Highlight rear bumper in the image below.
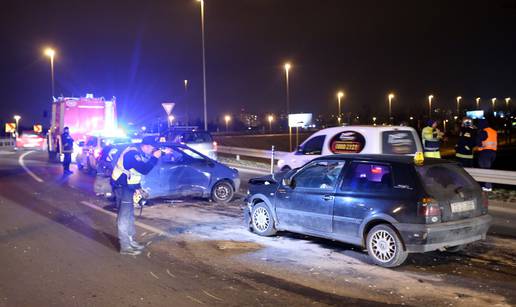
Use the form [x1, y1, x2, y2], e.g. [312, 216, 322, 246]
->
[397, 214, 492, 253]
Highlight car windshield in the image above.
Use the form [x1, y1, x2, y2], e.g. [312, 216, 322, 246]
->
[176, 147, 205, 160]
[416, 163, 478, 200]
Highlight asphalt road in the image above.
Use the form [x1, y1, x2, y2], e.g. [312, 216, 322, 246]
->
[1, 150, 515, 306]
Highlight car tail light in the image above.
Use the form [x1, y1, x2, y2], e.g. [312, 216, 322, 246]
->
[481, 192, 489, 209]
[418, 197, 441, 216]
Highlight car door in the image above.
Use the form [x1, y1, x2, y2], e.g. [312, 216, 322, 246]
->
[275, 160, 345, 234]
[172, 146, 212, 197]
[333, 161, 396, 238]
[158, 147, 188, 197]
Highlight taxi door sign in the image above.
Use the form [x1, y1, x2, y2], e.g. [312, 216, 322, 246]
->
[330, 131, 366, 154]
[33, 124, 43, 133]
[5, 123, 16, 133]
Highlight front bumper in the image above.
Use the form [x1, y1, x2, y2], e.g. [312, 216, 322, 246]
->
[397, 214, 492, 253]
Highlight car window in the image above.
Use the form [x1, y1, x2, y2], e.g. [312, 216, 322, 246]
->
[300, 135, 325, 155]
[176, 147, 205, 160]
[293, 161, 345, 190]
[381, 130, 417, 154]
[161, 147, 186, 163]
[183, 132, 213, 143]
[416, 163, 478, 200]
[342, 162, 393, 191]
[86, 136, 98, 147]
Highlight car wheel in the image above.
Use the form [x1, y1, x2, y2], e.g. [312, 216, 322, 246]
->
[211, 181, 234, 203]
[444, 244, 466, 253]
[366, 224, 408, 268]
[251, 203, 276, 236]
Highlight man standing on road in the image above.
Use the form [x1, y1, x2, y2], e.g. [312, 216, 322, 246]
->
[60, 127, 74, 175]
[422, 120, 444, 158]
[455, 117, 477, 167]
[111, 136, 161, 255]
[476, 118, 498, 192]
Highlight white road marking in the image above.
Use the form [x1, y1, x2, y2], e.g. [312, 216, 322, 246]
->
[18, 151, 44, 183]
[80, 201, 173, 238]
[186, 295, 205, 305]
[166, 269, 176, 278]
[150, 271, 159, 280]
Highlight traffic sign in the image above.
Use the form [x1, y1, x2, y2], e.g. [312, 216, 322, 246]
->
[162, 102, 175, 116]
[34, 124, 43, 133]
[5, 123, 16, 133]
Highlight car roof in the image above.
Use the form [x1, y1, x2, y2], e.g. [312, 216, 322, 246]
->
[312, 154, 454, 165]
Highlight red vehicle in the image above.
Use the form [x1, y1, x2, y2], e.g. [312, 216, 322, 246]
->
[47, 93, 117, 162]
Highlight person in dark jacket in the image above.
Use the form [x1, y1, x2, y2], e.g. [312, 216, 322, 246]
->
[61, 127, 74, 175]
[476, 118, 498, 192]
[455, 117, 477, 167]
[111, 136, 161, 255]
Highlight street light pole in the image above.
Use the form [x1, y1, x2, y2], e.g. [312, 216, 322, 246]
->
[13, 115, 21, 138]
[224, 115, 231, 132]
[198, 0, 208, 131]
[506, 97, 511, 112]
[428, 95, 434, 119]
[284, 62, 292, 151]
[268, 115, 274, 132]
[476, 97, 480, 109]
[388, 93, 395, 123]
[44, 48, 55, 98]
[184, 79, 189, 125]
[456, 96, 462, 115]
[337, 91, 344, 125]
[492, 98, 497, 114]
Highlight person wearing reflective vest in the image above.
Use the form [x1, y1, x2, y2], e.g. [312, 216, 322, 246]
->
[476, 119, 497, 192]
[111, 136, 161, 255]
[60, 127, 74, 175]
[422, 120, 443, 158]
[455, 117, 477, 167]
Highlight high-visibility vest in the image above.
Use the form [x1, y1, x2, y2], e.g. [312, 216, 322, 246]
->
[479, 127, 497, 151]
[422, 126, 440, 152]
[111, 147, 143, 185]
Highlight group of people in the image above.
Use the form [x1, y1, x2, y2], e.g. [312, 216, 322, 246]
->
[421, 117, 498, 191]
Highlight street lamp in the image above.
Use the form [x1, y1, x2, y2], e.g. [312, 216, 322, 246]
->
[475, 97, 480, 109]
[428, 95, 434, 118]
[44, 47, 56, 98]
[506, 97, 511, 110]
[337, 91, 344, 125]
[456, 96, 462, 115]
[197, 0, 208, 131]
[491, 98, 497, 113]
[388, 93, 395, 122]
[372, 116, 377, 126]
[224, 115, 231, 132]
[168, 115, 175, 127]
[13, 115, 21, 137]
[267, 115, 274, 131]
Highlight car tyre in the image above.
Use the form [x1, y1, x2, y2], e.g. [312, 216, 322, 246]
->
[251, 202, 276, 236]
[366, 224, 408, 268]
[444, 244, 466, 253]
[211, 180, 234, 203]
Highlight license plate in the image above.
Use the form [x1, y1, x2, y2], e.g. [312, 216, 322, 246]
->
[451, 200, 475, 213]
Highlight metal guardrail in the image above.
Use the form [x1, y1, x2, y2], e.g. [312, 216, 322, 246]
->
[218, 145, 516, 186]
[218, 145, 288, 160]
[464, 168, 516, 186]
[0, 138, 15, 148]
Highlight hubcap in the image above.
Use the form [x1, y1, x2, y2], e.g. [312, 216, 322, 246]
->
[253, 207, 270, 232]
[369, 230, 396, 263]
[215, 184, 230, 200]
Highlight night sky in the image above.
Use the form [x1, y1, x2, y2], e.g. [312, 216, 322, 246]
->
[1, 0, 515, 127]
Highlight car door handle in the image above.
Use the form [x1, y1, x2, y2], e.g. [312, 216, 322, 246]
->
[323, 195, 334, 201]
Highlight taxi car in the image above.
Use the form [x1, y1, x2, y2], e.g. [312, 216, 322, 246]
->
[277, 126, 422, 171]
[245, 154, 491, 267]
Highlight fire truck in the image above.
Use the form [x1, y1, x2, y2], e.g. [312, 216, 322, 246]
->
[47, 93, 118, 162]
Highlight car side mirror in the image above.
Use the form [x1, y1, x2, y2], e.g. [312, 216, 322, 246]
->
[282, 177, 295, 188]
[296, 145, 303, 153]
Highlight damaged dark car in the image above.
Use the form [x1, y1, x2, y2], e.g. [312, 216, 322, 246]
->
[244, 154, 492, 267]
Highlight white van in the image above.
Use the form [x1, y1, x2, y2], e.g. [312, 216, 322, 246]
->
[277, 125, 423, 171]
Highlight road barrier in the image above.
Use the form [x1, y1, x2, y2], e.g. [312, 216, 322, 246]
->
[217, 146, 516, 186]
[0, 138, 15, 148]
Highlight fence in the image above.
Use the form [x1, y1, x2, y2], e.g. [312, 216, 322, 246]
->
[217, 146, 516, 186]
[0, 138, 15, 148]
